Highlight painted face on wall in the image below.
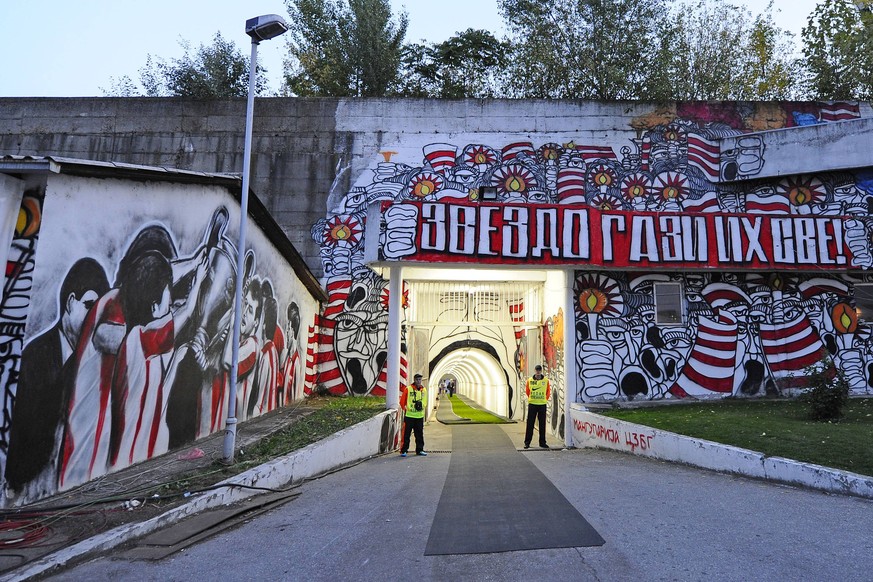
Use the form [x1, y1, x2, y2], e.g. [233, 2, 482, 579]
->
[286, 320, 298, 345]
[833, 181, 868, 214]
[802, 294, 839, 354]
[600, 318, 643, 364]
[333, 308, 389, 395]
[66, 289, 99, 340]
[241, 289, 259, 338]
[333, 277, 390, 395]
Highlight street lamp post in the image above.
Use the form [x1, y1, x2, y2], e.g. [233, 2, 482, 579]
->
[222, 14, 289, 464]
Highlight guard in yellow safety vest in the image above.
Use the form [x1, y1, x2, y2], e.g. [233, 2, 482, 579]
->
[524, 364, 551, 449]
[400, 373, 428, 457]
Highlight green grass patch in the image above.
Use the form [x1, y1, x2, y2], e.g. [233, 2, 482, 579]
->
[155, 396, 386, 499]
[244, 397, 386, 463]
[445, 396, 507, 423]
[600, 397, 873, 477]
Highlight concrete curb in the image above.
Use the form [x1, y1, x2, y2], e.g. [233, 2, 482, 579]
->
[569, 406, 873, 499]
[6, 410, 398, 582]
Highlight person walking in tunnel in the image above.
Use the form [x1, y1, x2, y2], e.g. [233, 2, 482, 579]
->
[524, 364, 551, 449]
[400, 373, 428, 457]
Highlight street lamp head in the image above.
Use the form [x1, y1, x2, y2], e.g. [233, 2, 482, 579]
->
[245, 14, 289, 43]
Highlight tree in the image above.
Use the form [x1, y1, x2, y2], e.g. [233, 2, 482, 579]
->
[645, 0, 799, 101]
[497, 0, 800, 101]
[497, 0, 670, 99]
[802, 0, 873, 99]
[396, 43, 440, 97]
[283, 0, 408, 96]
[102, 33, 268, 97]
[397, 29, 511, 98]
[738, 8, 801, 100]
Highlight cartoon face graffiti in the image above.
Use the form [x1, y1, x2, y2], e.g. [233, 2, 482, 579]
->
[333, 278, 389, 395]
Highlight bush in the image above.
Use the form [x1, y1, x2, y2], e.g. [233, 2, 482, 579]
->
[799, 356, 849, 421]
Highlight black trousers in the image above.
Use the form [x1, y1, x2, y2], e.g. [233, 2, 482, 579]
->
[524, 403, 547, 447]
[402, 416, 424, 453]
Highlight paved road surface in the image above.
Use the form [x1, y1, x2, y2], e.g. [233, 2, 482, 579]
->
[47, 421, 873, 581]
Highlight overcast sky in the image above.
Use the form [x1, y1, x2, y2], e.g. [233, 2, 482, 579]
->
[0, 0, 821, 97]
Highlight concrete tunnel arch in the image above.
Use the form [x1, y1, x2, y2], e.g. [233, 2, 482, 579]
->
[428, 339, 512, 418]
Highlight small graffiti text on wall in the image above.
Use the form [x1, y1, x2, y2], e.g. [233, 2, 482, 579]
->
[574, 418, 654, 452]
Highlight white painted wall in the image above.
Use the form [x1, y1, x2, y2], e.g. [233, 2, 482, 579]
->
[569, 406, 873, 499]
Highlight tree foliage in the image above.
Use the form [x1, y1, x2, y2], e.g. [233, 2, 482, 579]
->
[646, 0, 799, 101]
[103, 33, 267, 98]
[741, 8, 800, 100]
[101, 0, 873, 102]
[283, 0, 408, 96]
[802, 0, 873, 99]
[498, 0, 670, 99]
[397, 29, 510, 98]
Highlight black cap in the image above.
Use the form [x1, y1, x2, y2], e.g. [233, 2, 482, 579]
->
[535, 365, 542, 371]
[414, 373, 423, 379]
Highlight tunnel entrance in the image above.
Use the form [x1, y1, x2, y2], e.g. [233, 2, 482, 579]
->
[403, 269, 545, 421]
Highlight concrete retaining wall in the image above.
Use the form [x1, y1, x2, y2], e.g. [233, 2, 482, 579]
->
[4, 98, 836, 279]
[569, 405, 873, 499]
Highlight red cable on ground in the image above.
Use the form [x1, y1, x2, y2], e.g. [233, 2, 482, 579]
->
[0, 520, 51, 548]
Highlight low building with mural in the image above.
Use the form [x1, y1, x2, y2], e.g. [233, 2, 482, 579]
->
[2, 98, 873, 454]
[0, 156, 323, 505]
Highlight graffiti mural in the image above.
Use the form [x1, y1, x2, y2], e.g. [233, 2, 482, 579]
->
[313, 100, 872, 407]
[573, 271, 873, 401]
[542, 308, 565, 438]
[1, 181, 315, 505]
[0, 194, 43, 494]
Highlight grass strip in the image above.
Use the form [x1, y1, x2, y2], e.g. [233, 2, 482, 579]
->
[600, 397, 873, 477]
[445, 396, 507, 423]
[244, 397, 387, 462]
[157, 396, 386, 497]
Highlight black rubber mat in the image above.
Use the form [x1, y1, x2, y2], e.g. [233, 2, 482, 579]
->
[425, 425, 604, 555]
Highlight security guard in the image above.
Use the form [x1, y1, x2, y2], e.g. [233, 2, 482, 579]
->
[400, 373, 428, 457]
[524, 364, 551, 449]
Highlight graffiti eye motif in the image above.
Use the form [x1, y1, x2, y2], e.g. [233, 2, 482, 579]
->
[335, 314, 363, 331]
[783, 305, 802, 319]
[0, 339, 20, 359]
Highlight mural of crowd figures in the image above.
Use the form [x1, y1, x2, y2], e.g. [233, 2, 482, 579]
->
[574, 271, 873, 401]
[311, 101, 873, 402]
[2, 204, 308, 503]
[0, 194, 42, 483]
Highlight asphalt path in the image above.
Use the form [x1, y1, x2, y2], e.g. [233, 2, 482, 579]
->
[47, 421, 873, 582]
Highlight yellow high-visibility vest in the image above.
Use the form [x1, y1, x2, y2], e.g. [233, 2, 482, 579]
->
[405, 386, 427, 419]
[528, 378, 548, 405]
